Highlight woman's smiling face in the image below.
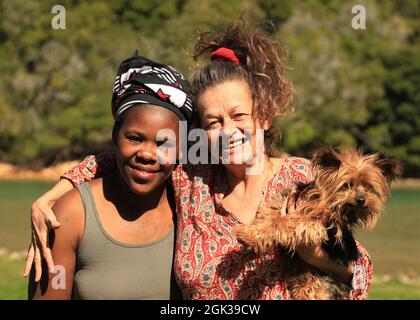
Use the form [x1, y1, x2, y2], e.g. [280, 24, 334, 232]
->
[115, 104, 180, 195]
[197, 80, 271, 167]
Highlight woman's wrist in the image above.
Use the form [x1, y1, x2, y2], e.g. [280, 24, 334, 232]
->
[47, 179, 74, 202]
[313, 256, 353, 285]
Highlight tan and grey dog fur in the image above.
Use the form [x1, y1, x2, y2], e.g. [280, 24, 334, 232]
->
[235, 148, 401, 299]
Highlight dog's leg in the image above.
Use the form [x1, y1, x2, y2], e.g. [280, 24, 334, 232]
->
[294, 217, 328, 248]
[235, 211, 328, 255]
[274, 215, 328, 252]
[235, 209, 285, 255]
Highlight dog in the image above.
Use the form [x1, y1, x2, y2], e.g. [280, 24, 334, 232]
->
[235, 148, 401, 299]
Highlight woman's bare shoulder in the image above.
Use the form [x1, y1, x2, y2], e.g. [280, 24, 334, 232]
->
[51, 184, 86, 239]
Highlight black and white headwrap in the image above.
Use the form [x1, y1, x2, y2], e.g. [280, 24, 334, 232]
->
[112, 51, 193, 127]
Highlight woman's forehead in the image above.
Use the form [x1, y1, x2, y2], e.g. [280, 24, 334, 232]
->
[198, 81, 252, 114]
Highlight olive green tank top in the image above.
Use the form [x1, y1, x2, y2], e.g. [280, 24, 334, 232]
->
[72, 182, 178, 300]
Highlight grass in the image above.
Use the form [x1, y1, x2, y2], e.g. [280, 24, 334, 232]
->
[0, 180, 419, 300]
[1, 255, 419, 300]
[0, 256, 28, 300]
[369, 278, 420, 300]
[356, 188, 420, 277]
[0, 180, 54, 251]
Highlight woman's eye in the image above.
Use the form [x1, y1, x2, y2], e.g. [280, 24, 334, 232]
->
[233, 113, 249, 119]
[127, 135, 143, 143]
[157, 139, 175, 148]
[207, 121, 220, 129]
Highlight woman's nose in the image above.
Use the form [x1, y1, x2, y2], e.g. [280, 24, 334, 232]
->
[136, 145, 157, 163]
[221, 118, 242, 139]
[222, 117, 236, 131]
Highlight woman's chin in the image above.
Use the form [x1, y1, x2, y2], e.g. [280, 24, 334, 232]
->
[220, 152, 255, 167]
[122, 175, 159, 195]
[218, 141, 259, 166]
[128, 183, 156, 196]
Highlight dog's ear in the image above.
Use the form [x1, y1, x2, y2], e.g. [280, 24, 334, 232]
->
[374, 156, 402, 183]
[312, 147, 341, 169]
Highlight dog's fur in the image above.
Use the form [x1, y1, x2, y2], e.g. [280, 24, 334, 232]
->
[235, 148, 401, 299]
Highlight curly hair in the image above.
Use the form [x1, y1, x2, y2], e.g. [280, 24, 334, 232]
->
[190, 20, 294, 124]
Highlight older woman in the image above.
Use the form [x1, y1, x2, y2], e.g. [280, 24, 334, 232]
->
[26, 22, 372, 300]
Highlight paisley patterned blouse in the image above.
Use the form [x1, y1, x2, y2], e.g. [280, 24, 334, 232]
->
[62, 153, 373, 300]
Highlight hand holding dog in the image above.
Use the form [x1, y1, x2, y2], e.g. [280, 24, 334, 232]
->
[296, 243, 353, 285]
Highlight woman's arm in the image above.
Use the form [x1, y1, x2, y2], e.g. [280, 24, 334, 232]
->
[28, 188, 84, 299]
[24, 179, 73, 280]
[296, 241, 373, 299]
[61, 152, 118, 186]
[296, 245, 353, 284]
[24, 152, 117, 280]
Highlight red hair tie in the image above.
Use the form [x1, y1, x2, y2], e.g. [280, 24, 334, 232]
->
[210, 47, 240, 64]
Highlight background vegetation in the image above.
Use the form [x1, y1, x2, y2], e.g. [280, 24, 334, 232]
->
[0, 0, 419, 300]
[0, 0, 418, 175]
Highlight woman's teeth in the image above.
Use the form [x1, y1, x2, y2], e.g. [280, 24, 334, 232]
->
[229, 140, 243, 148]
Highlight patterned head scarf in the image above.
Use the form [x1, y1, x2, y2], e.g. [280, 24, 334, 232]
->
[112, 50, 193, 127]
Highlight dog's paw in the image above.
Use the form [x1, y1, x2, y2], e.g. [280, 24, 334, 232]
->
[235, 225, 272, 255]
[234, 225, 256, 247]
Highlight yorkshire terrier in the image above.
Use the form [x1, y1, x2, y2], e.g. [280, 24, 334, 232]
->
[235, 148, 401, 299]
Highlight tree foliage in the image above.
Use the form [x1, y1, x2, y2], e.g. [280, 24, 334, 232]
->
[0, 0, 418, 176]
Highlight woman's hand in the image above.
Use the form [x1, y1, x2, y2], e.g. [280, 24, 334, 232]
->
[296, 243, 353, 285]
[23, 179, 74, 281]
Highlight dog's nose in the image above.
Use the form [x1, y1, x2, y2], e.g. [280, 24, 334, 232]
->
[356, 193, 365, 205]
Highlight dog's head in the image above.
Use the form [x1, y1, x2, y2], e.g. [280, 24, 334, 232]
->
[312, 147, 402, 229]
